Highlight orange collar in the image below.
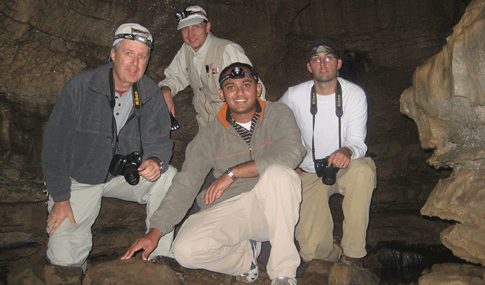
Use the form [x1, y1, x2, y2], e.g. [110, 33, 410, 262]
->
[217, 97, 266, 128]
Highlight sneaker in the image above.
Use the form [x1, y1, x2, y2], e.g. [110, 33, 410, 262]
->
[333, 239, 343, 262]
[235, 239, 259, 283]
[271, 277, 297, 285]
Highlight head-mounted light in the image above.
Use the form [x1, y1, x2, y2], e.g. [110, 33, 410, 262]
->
[219, 66, 259, 87]
[175, 9, 196, 21]
[114, 33, 154, 50]
[308, 45, 336, 58]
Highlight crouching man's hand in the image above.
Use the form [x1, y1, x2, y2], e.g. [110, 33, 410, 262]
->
[138, 158, 161, 182]
[121, 228, 163, 261]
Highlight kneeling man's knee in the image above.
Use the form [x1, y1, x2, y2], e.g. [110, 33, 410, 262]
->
[172, 236, 194, 268]
[262, 164, 299, 182]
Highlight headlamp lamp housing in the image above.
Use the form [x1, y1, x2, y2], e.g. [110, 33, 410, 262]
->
[308, 45, 336, 58]
[175, 9, 196, 21]
[114, 33, 154, 50]
[219, 66, 259, 87]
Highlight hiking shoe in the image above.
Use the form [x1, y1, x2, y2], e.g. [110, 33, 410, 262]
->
[271, 277, 297, 285]
[235, 239, 259, 283]
[340, 255, 364, 267]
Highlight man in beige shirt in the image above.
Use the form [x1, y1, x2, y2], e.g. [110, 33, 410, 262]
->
[159, 5, 266, 128]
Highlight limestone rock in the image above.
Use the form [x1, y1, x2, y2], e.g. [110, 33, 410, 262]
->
[419, 272, 485, 285]
[328, 263, 380, 285]
[44, 265, 83, 285]
[7, 253, 46, 285]
[82, 258, 181, 285]
[400, 0, 485, 265]
[419, 263, 485, 285]
[304, 259, 334, 275]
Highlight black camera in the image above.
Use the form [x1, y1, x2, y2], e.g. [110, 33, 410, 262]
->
[170, 114, 180, 131]
[314, 156, 339, 185]
[109, 151, 142, 185]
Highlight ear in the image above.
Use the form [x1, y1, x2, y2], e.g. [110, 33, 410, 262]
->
[306, 62, 313, 74]
[256, 83, 262, 98]
[337, 59, 342, 70]
[205, 22, 211, 33]
[110, 48, 116, 62]
[218, 88, 225, 102]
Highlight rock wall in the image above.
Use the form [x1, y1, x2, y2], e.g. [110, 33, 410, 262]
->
[400, 0, 485, 266]
[0, 0, 475, 280]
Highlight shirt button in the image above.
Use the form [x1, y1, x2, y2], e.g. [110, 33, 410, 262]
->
[116, 113, 119, 116]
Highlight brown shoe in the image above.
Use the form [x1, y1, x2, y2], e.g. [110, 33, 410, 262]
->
[340, 255, 364, 267]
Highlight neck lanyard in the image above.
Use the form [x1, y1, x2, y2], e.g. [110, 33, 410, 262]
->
[108, 68, 143, 157]
[311, 80, 343, 162]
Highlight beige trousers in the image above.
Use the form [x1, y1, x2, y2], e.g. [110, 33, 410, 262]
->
[172, 164, 301, 280]
[46, 165, 177, 269]
[296, 157, 376, 262]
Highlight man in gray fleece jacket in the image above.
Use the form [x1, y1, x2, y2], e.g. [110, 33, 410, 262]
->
[123, 63, 306, 285]
[42, 23, 176, 270]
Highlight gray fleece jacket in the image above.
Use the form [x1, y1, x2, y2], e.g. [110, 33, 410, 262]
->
[42, 63, 173, 202]
[150, 99, 306, 235]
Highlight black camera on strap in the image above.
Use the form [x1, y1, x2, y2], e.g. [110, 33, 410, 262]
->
[311, 82, 343, 186]
[109, 151, 142, 185]
[106, 68, 144, 185]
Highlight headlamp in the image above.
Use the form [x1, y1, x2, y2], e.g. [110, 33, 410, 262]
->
[175, 9, 196, 21]
[308, 45, 335, 58]
[219, 66, 259, 87]
[114, 33, 154, 50]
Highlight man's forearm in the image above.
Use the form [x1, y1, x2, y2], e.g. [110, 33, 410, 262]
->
[228, 160, 259, 178]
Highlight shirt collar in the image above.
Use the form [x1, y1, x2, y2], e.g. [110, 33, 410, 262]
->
[217, 97, 266, 128]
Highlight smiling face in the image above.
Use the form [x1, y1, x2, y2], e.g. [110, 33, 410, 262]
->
[307, 46, 342, 85]
[180, 21, 211, 52]
[218, 68, 262, 123]
[110, 39, 150, 91]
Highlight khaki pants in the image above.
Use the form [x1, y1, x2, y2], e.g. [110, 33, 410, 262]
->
[172, 164, 301, 280]
[296, 157, 376, 262]
[46, 165, 177, 269]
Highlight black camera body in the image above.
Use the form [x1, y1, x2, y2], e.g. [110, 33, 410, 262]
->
[314, 156, 339, 185]
[109, 151, 142, 185]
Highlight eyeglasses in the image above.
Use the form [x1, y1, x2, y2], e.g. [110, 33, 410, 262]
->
[310, 55, 336, 64]
[114, 33, 153, 50]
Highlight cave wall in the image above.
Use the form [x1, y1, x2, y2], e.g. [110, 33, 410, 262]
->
[0, 0, 466, 172]
[400, 0, 485, 265]
[0, 0, 474, 273]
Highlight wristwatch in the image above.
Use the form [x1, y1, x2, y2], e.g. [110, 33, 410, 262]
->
[225, 167, 238, 181]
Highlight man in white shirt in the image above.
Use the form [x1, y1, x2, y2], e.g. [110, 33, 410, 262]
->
[280, 38, 377, 267]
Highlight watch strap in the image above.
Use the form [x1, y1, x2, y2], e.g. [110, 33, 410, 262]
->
[225, 168, 237, 181]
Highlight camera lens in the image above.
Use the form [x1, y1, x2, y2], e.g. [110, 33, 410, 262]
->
[321, 165, 338, 185]
[123, 168, 140, 185]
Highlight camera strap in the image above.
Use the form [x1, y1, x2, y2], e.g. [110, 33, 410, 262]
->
[311, 80, 343, 162]
[108, 68, 144, 157]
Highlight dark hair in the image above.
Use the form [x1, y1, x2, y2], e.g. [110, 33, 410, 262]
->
[219, 62, 259, 83]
